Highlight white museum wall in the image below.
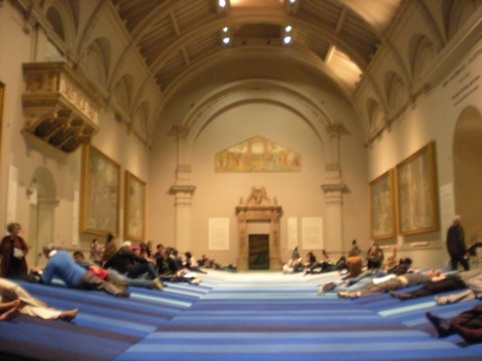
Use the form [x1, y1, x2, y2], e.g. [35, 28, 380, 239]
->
[0, 2, 150, 267]
[367, 40, 482, 269]
[148, 83, 369, 266]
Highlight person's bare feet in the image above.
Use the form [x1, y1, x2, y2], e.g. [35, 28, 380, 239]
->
[59, 308, 78, 321]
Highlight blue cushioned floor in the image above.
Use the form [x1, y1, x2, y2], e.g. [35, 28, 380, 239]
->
[1, 271, 482, 360]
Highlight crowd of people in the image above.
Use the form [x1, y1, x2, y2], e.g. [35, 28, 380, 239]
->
[1, 216, 481, 346]
[0, 223, 234, 324]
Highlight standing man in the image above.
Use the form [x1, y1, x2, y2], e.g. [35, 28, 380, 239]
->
[447, 215, 470, 271]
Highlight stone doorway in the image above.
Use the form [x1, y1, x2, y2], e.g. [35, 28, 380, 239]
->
[249, 234, 270, 269]
[236, 187, 282, 271]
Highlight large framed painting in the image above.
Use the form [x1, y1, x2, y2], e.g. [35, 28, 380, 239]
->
[370, 169, 396, 240]
[124, 171, 146, 241]
[396, 141, 439, 235]
[80, 144, 120, 235]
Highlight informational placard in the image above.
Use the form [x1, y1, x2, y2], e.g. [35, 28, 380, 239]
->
[287, 217, 298, 251]
[209, 218, 230, 250]
[302, 217, 323, 250]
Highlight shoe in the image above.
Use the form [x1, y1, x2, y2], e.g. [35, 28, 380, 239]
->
[59, 309, 78, 321]
[425, 312, 453, 337]
[116, 291, 130, 298]
[390, 291, 412, 300]
[453, 324, 482, 343]
[152, 278, 164, 291]
[318, 282, 335, 295]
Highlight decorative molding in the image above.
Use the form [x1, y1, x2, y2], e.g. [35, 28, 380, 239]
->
[321, 183, 348, 193]
[236, 187, 282, 271]
[22, 62, 100, 153]
[169, 185, 196, 195]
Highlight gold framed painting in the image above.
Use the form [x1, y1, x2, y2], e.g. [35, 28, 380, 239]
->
[370, 169, 397, 240]
[124, 171, 146, 241]
[80, 144, 121, 235]
[396, 141, 439, 235]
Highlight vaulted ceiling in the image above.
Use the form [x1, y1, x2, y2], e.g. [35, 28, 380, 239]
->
[113, 0, 402, 95]
[17, 0, 481, 144]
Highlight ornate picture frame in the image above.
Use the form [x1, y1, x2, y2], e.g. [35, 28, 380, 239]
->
[370, 169, 397, 240]
[80, 144, 120, 235]
[124, 171, 146, 241]
[396, 141, 439, 235]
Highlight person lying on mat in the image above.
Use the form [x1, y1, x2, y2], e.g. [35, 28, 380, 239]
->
[337, 269, 444, 298]
[73, 250, 164, 291]
[426, 304, 482, 343]
[0, 277, 77, 321]
[319, 257, 413, 295]
[390, 268, 482, 304]
[104, 241, 165, 290]
[31, 245, 130, 298]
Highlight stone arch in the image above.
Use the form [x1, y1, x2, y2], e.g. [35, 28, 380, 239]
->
[366, 97, 384, 135]
[445, 0, 480, 40]
[180, 79, 336, 165]
[133, 101, 150, 138]
[384, 71, 407, 115]
[28, 167, 57, 268]
[453, 106, 482, 242]
[408, 34, 436, 80]
[83, 37, 111, 87]
[113, 74, 135, 115]
[42, 0, 77, 47]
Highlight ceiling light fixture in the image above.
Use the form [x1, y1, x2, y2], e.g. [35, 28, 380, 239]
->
[284, 0, 299, 14]
[221, 27, 231, 46]
[282, 25, 294, 45]
[216, 0, 230, 13]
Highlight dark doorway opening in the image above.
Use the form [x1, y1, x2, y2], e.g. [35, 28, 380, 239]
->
[249, 234, 270, 270]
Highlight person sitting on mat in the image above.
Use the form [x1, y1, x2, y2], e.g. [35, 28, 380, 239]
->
[0, 277, 77, 321]
[104, 241, 165, 290]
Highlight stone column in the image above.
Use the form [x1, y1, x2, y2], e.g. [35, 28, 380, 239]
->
[236, 211, 248, 271]
[169, 125, 195, 252]
[321, 181, 346, 254]
[321, 123, 349, 254]
[169, 184, 195, 253]
[269, 211, 282, 270]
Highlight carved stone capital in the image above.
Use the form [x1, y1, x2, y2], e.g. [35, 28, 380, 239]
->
[321, 183, 348, 193]
[169, 185, 196, 195]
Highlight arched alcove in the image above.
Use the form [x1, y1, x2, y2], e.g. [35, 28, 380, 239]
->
[453, 106, 482, 243]
[27, 167, 58, 268]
